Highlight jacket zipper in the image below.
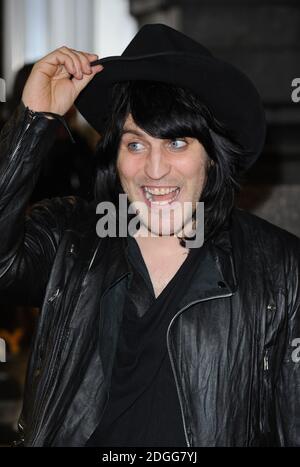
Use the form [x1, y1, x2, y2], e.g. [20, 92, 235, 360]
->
[261, 346, 271, 442]
[29, 287, 65, 442]
[48, 288, 60, 303]
[0, 107, 37, 282]
[30, 239, 104, 446]
[9, 108, 49, 445]
[12, 420, 25, 446]
[1, 108, 37, 261]
[264, 350, 269, 371]
[166, 291, 233, 447]
[10, 108, 37, 162]
[93, 272, 131, 436]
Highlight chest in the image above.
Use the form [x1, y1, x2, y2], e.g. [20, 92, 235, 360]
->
[144, 253, 189, 298]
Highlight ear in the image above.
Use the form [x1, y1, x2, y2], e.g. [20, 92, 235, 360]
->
[207, 158, 215, 171]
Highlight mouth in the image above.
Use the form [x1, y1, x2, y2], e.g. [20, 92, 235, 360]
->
[141, 185, 181, 207]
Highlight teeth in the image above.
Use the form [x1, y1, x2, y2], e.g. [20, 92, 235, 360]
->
[151, 200, 170, 205]
[142, 187, 180, 205]
[144, 186, 178, 195]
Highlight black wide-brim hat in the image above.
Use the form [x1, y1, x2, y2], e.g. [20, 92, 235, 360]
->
[75, 23, 266, 171]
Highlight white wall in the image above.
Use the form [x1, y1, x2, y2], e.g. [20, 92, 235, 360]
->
[3, 0, 137, 95]
[3, 0, 26, 95]
[94, 0, 137, 57]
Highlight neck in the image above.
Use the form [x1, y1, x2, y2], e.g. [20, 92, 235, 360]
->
[133, 225, 189, 257]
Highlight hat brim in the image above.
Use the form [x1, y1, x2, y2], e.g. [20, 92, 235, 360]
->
[75, 52, 266, 170]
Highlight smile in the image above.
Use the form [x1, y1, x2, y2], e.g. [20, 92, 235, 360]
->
[141, 186, 181, 206]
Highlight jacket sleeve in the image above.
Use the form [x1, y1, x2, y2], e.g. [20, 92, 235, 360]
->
[275, 236, 300, 446]
[0, 102, 87, 307]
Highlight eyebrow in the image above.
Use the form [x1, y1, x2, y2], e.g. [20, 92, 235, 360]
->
[121, 128, 146, 138]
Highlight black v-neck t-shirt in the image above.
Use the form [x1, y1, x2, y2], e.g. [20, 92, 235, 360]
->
[86, 237, 205, 447]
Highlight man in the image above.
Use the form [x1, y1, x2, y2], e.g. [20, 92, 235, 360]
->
[0, 24, 299, 447]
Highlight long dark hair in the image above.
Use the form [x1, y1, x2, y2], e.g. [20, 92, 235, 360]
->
[93, 80, 246, 243]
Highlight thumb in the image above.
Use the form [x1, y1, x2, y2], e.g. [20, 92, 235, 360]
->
[72, 64, 104, 96]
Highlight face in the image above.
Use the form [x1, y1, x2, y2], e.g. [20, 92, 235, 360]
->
[117, 113, 210, 237]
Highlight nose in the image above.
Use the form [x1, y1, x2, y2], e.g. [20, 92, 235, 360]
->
[144, 147, 171, 180]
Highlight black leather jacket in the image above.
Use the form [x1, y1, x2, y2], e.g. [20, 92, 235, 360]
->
[1, 103, 300, 447]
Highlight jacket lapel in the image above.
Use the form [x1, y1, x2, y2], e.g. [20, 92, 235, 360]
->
[174, 226, 238, 311]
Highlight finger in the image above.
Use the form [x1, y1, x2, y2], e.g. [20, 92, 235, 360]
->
[67, 49, 101, 79]
[79, 52, 99, 63]
[72, 51, 103, 78]
[37, 50, 77, 77]
[90, 64, 103, 74]
[72, 64, 104, 95]
[84, 52, 99, 58]
[41, 48, 99, 79]
[73, 50, 99, 60]
[58, 46, 86, 79]
[73, 51, 101, 71]
[72, 50, 94, 75]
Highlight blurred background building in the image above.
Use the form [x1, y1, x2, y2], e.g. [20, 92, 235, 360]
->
[0, 0, 299, 446]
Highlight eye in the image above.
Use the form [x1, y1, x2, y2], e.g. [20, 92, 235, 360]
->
[127, 141, 145, 153]
[168, 139, 188, 150]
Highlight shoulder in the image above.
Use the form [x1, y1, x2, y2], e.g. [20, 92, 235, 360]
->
[232, 207, 300, 246]
[27, 195, 97, 235]
[230, 207, 300, 268]
[227, 209, 300, 305]
[230, 208, 300, 276]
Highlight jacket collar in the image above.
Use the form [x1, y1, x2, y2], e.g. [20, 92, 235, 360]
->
[94, 216, 238, 305]
[175, 226, 238, 311]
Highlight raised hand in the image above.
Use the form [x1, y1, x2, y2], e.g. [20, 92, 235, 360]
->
[22, 46, 103, 116]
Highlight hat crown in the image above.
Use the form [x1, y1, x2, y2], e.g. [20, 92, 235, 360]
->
[122, 23, 212, 58]
[76, 23, 266, 170]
